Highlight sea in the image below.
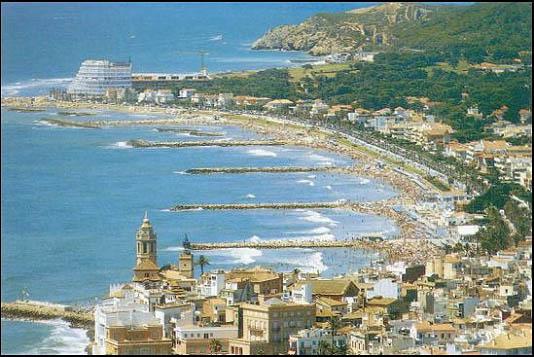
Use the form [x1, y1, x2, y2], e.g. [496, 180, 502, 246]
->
[0, 2, 397, 354]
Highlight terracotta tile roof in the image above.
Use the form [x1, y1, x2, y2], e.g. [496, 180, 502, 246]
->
[367, 297, 397, 307]
[316, 296, 348, 307]
[478, 329, 532, 350]
[415, 321, 456, 333]
[297, 279, 356, 296]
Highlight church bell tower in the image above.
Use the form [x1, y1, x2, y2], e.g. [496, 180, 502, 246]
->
[132, 211, 160, 282]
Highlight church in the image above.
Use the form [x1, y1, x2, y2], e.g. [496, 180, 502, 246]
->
[132, 212, 194, 282]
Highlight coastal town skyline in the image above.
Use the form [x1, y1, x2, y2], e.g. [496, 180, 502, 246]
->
[1, 2, 532, 355]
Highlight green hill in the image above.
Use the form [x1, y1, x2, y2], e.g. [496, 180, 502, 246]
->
[252, 2, 532, 62]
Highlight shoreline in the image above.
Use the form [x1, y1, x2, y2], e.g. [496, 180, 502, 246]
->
[1, 96, 444, 262]
[1, 300, 95, 354]
[1, 316, 93, 355]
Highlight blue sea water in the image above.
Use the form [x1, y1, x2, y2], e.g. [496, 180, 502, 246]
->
[0, 108, 398, 354]
[1, 2, 377, 96]
[0, 108, 397, 354]
[1, 2, 397, 354]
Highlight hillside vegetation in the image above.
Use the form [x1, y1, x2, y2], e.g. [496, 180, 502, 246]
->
[253, 2, 532, 63]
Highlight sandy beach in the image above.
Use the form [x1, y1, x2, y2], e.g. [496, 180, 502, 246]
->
[2, 96, 444, 263]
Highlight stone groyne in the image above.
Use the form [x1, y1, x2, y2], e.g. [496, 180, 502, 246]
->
[189, 238, 442, 265]
[185, 166, 344, 174]
[129, 139, 290, 148]
[1, 300, 94, 329]
[170, 200, 348, 211]
[41, 118, 102, 129]
[57, 111, 96, 117]
[190, 238, 385, 250]
[155, 128, 224, 137]
[39, 117, 197, 129]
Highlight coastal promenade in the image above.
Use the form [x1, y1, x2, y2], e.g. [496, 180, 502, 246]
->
[1, 300, 94, 329]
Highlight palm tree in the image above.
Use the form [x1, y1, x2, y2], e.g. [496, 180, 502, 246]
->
[208, 339, 222, 354]
[329, 316, 343, 354]
[318, 340, 332, 355]
[292, 268, 301, 281]
[334, 340, 348, 355]
[196, 255, 210, 275]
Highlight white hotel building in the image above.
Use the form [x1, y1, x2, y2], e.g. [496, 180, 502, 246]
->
[68, 59, 132, 98]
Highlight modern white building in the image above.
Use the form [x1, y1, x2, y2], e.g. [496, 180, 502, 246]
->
[179, 88, 196, 98]
[198, 271, 225, 297]
[154, 303, 191, 338]
[291, 283, 313, 304]
[173, 324, 238, 354]
[366, 279, 400, 300]
[93, 288, 158, 355]
[68, 59, 132, 98]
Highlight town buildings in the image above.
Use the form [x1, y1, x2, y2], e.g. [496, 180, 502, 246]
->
[228, 299, 316, 355]
[91, 200, 531, 355]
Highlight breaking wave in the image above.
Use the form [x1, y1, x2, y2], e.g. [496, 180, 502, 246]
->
[106, 141, 133, 149]
[247, 149, 277, 157]
[248, 235, 262, 243]
[296, 179, 315, 186]
[205, 248, 263, 265]
[164, 246, 185, 252]
[306, 226, 331, 235]
[299, 210, 338, 226]
[1, 77, 72, 97]
[359, 178, 370, 185]
[16, 319, 89, 355]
